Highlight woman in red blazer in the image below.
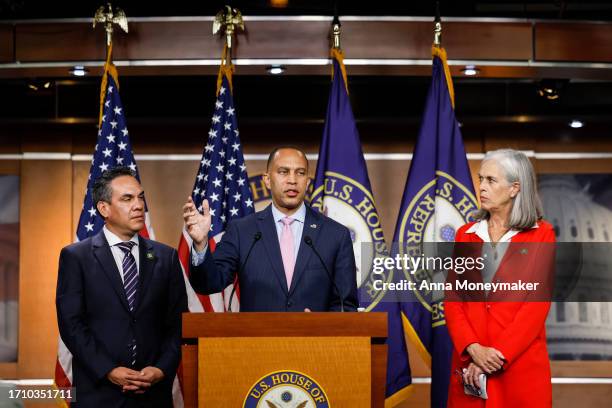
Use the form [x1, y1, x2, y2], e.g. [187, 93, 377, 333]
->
[446, 149, 555, 408]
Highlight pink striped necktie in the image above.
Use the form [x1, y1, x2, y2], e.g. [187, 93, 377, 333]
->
[279, 216, 295, 288]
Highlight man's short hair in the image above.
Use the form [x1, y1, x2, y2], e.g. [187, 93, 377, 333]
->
[266, 146, 309, 170]
[92, 167, 138, 207]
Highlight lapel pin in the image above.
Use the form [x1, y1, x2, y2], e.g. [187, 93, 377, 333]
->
[310, 224, 317, 229]
[146, 251, 155, 260]
[520, 248, 528, 255]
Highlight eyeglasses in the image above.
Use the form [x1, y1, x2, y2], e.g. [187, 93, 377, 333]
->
[455, 369, 482, 396]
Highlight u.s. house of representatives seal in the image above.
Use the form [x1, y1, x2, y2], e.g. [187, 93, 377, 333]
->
[308, 171, 390, 310]
[397, 170, 477, 325]
[243, 370, 330, 408]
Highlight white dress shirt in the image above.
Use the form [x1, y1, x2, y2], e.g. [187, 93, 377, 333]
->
[103, 225, 140, 283]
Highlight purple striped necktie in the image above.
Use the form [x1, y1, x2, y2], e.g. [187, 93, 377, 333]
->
[116, 241, 138, 366]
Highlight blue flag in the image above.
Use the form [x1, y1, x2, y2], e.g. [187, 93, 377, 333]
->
[309, 49, 412, 404]
[393, 46, 478, 407]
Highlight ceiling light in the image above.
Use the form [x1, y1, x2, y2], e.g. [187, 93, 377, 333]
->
[461, 65, 479, 76]
[269, 0, 289, 7]
[569, 120, 584, 129]
[538, 86, 559, 100]
[70, 66, 88, 77]
[266, 65, 286, 75]
[537, 79, 568, 101]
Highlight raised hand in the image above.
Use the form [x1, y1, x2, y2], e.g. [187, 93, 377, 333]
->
[183, 196, 211, 252]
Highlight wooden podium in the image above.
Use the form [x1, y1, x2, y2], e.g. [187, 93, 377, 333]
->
[182, 312, 388, 407]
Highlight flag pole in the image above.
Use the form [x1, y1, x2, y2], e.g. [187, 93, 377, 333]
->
[93, 2, 128, 126]
[433, 0, 442, 48]
[431, 0, 455, 107]
[332, 1, 341, 51]
[213, 5, 244, 95]
[330, 5, 348, 93]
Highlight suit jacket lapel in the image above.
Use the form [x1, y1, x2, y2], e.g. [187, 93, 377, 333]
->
[92, 231, 131, 313]
[289, 206, 322, 295]
[135, 236, 156, 312]
[257, 205, 289, 294]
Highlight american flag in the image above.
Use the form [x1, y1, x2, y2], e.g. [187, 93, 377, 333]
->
[177, 72, 254, 314]
[54, 64, 158, 406]
[75, 75, 152, 240]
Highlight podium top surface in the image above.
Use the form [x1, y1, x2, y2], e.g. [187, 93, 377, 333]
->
[182, 312, 388, 339]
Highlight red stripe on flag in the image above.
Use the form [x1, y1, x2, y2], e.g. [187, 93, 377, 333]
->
[54, 360, 71, 388]
[138, 227, 150, 239]
[54, 358, 71, 407]
[177, 234, 214, 312]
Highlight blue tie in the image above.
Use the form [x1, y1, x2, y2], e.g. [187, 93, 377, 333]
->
[117, 241, 138, 366]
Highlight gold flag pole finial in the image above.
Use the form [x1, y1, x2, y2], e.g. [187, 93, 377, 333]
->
[329, 13, 347, 93]
[332, 17, 341, 50]
[213, 5, 245, 62]
[93, 3, 128, 47]
[433, 0, 442, 47]
[433, 20, 442, 47]
[93, 3, 127, 127]
[431, 1, 455, 107]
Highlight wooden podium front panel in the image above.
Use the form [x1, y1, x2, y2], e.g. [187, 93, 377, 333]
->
[198, 337, 371, 407]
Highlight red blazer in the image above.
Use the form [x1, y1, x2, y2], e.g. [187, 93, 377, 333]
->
[446, 220, 555, 408]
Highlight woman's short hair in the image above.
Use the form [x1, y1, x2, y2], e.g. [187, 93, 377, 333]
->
[472, 149, 543, 230]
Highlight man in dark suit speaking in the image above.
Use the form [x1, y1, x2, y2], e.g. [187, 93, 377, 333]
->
[56, 167, 187, 407]
[183, 146, 358, 312]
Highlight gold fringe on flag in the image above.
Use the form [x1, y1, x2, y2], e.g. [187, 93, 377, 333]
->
[216, 44, 235, 96]
[432, 45, 455, 108]
[98, 43, 120, 128]
[330, 47, 349, 94]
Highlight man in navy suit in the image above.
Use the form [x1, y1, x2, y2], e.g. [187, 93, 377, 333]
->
[56, 167, 187, 407]
[183, 146, 358, 312]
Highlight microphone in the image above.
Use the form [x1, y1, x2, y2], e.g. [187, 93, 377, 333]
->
[303, 235, 345, 312]
[228, 231, 262, 312]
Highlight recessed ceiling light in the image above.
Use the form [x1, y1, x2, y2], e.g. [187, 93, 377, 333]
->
[269, 0, 288, 7]
[538, 87, 559, 100]
[70, 66, 88, 77]
[461, 65, 479, 76]
[266, 65, 286, 75]
[569, 119, 584, 129]
[537, 79, 568, 101]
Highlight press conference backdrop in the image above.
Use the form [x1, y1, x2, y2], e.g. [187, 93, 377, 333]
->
[540, 174, 612, 361]
[70, 163, 612, 365]
[2, 148, 612, 407]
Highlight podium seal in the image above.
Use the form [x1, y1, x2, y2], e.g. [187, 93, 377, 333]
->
[243, 370, 329, 408]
